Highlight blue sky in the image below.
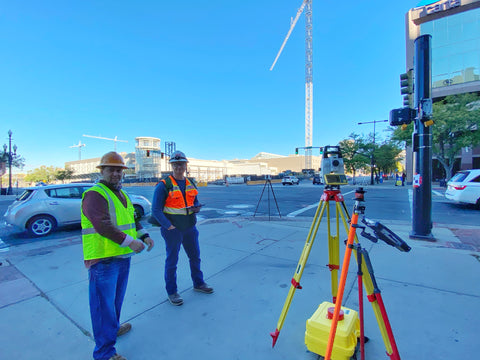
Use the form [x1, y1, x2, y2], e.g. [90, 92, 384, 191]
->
[0, 0, 421, 172]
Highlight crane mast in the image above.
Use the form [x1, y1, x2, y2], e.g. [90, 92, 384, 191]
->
[305, 0, 313, 170]
[270, 0, 313, 171]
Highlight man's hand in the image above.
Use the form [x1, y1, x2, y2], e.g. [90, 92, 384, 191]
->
[168, 225, 176, 230]
[144, 237, 154, 252]
[189, 206, 201, 214]
[129, 239, 145, 253]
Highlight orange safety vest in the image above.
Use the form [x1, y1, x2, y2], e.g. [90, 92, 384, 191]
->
[161, 175, 198, 216]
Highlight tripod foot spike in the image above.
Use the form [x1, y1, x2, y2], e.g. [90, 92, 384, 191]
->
[270, 329, 280, 347]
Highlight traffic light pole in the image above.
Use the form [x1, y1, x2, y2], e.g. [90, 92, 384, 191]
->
[411, 35, 434, 240]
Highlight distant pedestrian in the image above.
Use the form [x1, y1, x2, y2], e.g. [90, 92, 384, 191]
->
[82, 152, 154, 360]
[152, 150, 213, 306]
[402, 172, 406, 186]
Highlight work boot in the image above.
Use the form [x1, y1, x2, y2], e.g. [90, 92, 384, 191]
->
[108, 354, 127, 360]
[117, 322, 132, 337]
[194, 283, 214, 294]
[168, 293, 184, 306]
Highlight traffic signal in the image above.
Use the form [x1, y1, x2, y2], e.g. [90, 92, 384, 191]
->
[389, 107, 415, 126]
[146, 150, 150, 157]
[400, 69, 414, 109]
[295, 148, 298, 155]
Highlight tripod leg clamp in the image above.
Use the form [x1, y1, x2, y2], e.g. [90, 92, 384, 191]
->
[327, 264, 339, 271]
[367, 294, 377, 302]
[291, 278, 302, 289]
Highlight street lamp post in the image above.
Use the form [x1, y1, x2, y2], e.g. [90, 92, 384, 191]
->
[358, 120, 388, 185]
[3, 130, 17, 195]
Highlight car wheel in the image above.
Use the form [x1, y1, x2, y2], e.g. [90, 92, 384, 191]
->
[283, 183, 286, 186]
[134, 205, 144, 220]
[27, 215, 56, 237]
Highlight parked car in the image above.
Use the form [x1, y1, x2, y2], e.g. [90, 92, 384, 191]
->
[445, 169, 480, 209]
[312, 176, 323, 185]
[3, 183, 152, 236]
[282, 176, 300, 185]
[209, 179, 226, 185]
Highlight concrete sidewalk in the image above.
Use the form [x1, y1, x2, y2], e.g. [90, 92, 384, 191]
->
[1, 215, 479, 360]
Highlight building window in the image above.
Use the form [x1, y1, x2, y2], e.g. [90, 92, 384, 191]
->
[421, 8, 480, 88]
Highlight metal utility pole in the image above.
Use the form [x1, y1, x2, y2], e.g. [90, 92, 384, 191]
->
[69, 141, 86, 160]
[164, 141, 176, 169]
[83, 134, 128, 151]
[270, 0, 314, 170]
[357, 120, 388, 185]
[411, 35, 434, 240]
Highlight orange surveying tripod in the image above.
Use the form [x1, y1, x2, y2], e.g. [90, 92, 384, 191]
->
[270, 186, 411, 360]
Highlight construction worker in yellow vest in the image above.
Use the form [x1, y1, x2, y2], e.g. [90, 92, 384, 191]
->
[152, 150, 213, 306]
[81, 151, 154, 360]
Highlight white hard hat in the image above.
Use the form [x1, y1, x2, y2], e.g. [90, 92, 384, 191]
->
[169, 150, 188, 163]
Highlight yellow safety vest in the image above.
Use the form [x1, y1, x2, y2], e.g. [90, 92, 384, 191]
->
[81, 183, 136, 260]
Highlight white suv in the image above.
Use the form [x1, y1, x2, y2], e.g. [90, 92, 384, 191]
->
[282, 176, 300, 185]
[445, 169, 480, 209]
[4, 183, 152, 236]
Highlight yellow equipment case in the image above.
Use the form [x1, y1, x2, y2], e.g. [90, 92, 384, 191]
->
[305, 301, 360, 360]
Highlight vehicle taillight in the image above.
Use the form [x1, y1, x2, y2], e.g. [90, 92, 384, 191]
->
[454, 185, 467, 190]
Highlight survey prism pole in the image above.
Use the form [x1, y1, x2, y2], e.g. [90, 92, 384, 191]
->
[411, 34, 434, 240]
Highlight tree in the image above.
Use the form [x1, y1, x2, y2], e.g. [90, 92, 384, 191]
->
[0, 151, 25, 170]
[391, 93, 480, 179]
[55, 168, 74, 183]
[339, 133, 370, 181]
[24, 166, 62, 184]
[374, 142, 404, 174]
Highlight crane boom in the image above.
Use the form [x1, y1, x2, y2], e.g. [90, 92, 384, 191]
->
[69, 141, 86, 160]
[269, 0, 313, 171]
[269, 1, 307, 71]
[83, 134, 128, 151]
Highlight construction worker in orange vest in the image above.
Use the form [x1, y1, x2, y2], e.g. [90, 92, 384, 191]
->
[151, 150, 213, 306]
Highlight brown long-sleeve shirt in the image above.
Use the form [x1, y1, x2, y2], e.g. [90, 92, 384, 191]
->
[82, 182, 145, 268]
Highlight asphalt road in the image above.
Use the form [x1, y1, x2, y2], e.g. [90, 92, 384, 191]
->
[1, 180, 478, 248]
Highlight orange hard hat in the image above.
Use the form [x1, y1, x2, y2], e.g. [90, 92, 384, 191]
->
[96, 152, 128, 169]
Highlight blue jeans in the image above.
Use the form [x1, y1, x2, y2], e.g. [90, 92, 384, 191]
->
[161, 226, 204, 295]
[88, 257, 131, 360]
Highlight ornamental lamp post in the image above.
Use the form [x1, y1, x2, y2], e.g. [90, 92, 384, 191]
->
[3, 130, 17, 195]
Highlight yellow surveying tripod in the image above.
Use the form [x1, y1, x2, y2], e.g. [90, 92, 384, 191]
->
[270, 185, 406, 359]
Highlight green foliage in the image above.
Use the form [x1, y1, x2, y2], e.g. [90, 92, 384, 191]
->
[431, 93, 480, 178]
[0, 151, 25, 170]
[25, 166, 63, 183]
[374, 142, 404, 174]
[339, 133, 371, 178]
[55, 168, 74, 182]
[390, 123, 413, 146]
[389, 93, 480, 179]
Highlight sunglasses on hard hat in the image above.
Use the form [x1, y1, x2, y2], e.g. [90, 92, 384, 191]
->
[172, 155, 186, 160]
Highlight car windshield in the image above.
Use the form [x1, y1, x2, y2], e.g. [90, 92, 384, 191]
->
[17, 190, 34, 201]
[450, 171, 469, 183]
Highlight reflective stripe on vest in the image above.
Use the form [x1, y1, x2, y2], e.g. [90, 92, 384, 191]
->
[81, 183, 136, 260]
[162, 176, 198, 216]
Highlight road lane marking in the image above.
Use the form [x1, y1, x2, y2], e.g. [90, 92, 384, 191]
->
[286, 190, 355, 217]
[287, 203, 319, 217]
[0, 238, 9, 253]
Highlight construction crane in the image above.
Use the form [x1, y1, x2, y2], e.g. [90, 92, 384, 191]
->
[69, 141, 86, 160]
[83, 134, 128, 152]
[270, 0, 313, 170]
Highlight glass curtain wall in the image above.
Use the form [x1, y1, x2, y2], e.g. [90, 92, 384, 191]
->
[421, 8, 480, 88]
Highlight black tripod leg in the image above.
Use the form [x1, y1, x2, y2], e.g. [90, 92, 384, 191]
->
[254, 180, 269, 217]
[268, 180, 281, 217]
